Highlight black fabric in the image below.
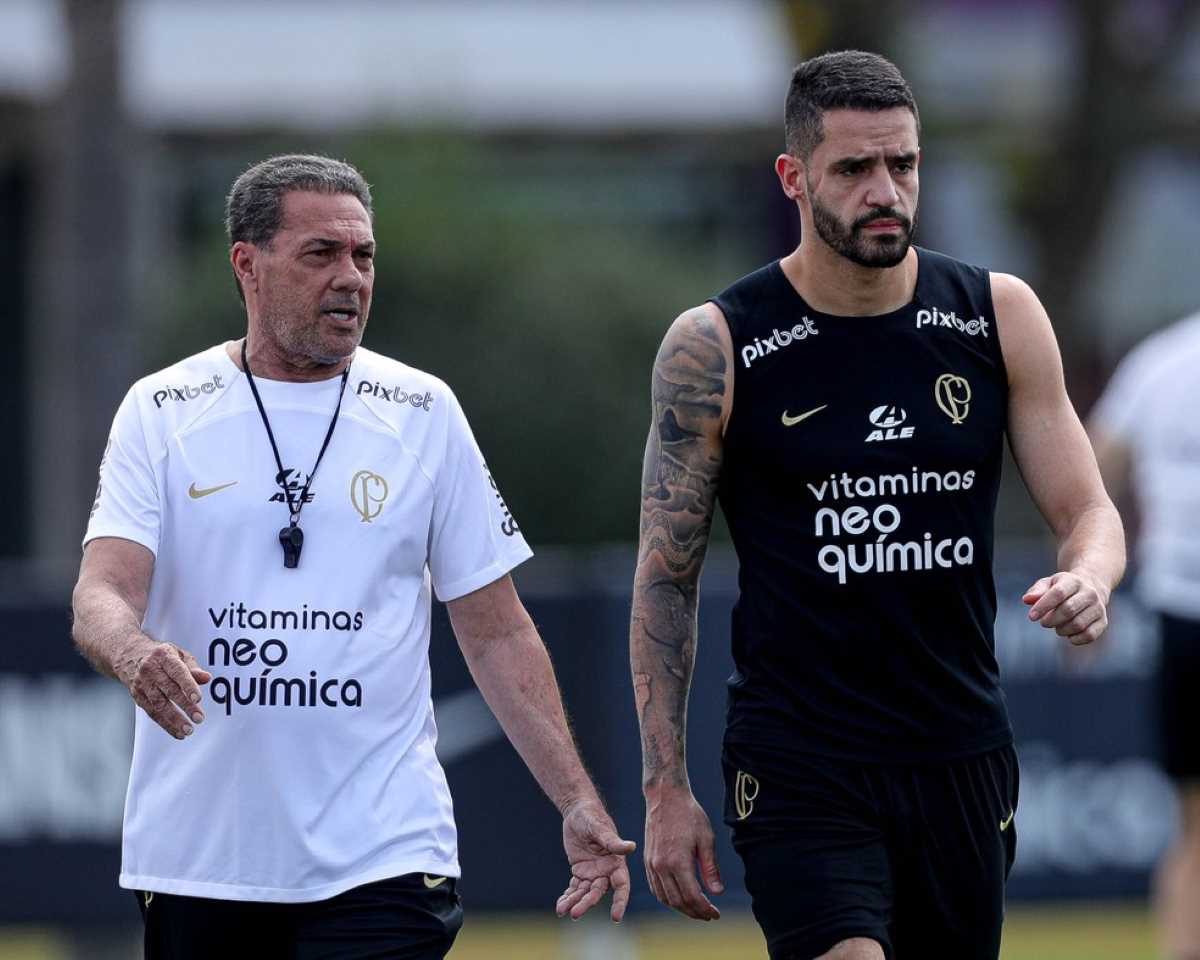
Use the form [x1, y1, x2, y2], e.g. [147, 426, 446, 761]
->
[136, 873, 463, 960]
[711, 248, 1012, 762]
[723, 741, 1018, 960]
[1157, 612, 1200, 781]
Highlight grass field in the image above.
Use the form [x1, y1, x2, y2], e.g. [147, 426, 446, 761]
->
[2, 903, 1158, 959]
[449, 904, 1158, 960]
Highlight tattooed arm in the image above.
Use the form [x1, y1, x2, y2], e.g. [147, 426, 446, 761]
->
[631, 303, 733, 922]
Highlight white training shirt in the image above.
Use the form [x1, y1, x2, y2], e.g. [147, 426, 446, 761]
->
[84, 343, 532, 902]
[1092, 313, 1200, 619]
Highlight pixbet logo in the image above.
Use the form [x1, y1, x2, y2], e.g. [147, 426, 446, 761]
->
[356, 381, 433, 411]
[865, 405, 915, 443]
[741, 318, 819, 369]
[153, 374, 225, 408]
[916, 307, 989, 338]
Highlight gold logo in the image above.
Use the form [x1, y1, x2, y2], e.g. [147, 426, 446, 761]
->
[350, 470, 389, 522]
[934, 373, 971, 424]
[423, 875, 448, 889]
[188, 480, 238, 499]
[999, 809, 1015, 832]
[781, 404, 828, 427]
[734, 770, 760, 821]
[143, 891, 154, 907]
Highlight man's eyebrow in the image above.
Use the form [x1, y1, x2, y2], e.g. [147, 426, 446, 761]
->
[832, 150, 917, 170]
[300, 237, 375, 250]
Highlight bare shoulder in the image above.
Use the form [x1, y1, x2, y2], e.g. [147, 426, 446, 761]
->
[990, 272, 1061, 387]
[991, 272, 1051, 328]
[653, 302, 733, 430]
[657, 302, 732, 365]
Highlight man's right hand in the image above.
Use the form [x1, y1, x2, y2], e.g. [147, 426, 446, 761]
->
[115, 636, 211, 740]
[643, 785, 723, 920]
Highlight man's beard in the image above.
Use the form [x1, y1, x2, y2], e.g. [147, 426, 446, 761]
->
[810, 195, 915, 268]
[261, 303, 365, 368]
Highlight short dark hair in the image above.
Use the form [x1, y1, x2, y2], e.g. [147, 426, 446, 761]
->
[784, 50, 919, 160]
[224, 154, 372, 302]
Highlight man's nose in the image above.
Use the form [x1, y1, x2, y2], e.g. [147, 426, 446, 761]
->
[865, 168, 900, 207]
[331, 253, 364, 290]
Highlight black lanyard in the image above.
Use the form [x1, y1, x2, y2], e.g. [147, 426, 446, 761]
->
[241, 338, 350, 569]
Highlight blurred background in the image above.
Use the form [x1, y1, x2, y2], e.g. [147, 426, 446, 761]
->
[2, 0, 1199, 957]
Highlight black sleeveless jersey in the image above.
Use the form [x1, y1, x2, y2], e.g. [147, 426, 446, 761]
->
[711, 247, 1012, 762]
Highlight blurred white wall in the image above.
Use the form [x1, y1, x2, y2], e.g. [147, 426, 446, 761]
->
[1, 0, 795, 128]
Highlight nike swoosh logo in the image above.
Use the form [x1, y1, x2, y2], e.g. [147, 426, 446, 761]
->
[999, 809, 1015, 832]
[188, 481, 238, 500]
[781, 404, 828, 427]
[423, 875, 448, 889]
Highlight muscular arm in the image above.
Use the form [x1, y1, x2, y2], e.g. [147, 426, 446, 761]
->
[448, 575, 634, 921]
[630, 303, 732, 919]
[995, 273, 1126, 642]
[72, 537, 209, 738]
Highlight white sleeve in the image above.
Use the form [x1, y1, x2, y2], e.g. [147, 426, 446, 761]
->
[83, 387, 162, 555]
[428, 393, 533, 601]
[1091, 342, 1162, 444]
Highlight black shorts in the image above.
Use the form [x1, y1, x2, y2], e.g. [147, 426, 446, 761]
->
[723, 741, 1018, 960]
[135, 873, 463, 960]
[1157, 611, 1200, 782]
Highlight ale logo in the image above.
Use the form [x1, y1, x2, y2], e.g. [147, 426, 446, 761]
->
[865, 404, 915, 443]
[350, 470, 389, 522]
[935, 373, 971, 425]
[734, 770, 760, 821]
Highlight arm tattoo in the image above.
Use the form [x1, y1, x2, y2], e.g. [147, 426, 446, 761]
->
[630, 308, 727, 789]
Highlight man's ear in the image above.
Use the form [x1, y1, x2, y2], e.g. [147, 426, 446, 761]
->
[775, 153, 807, 202]
[230, 241, 259, 295]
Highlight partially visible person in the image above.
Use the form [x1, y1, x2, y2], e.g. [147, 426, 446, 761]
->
[1090, 313, 1200, 960]
[72, 154, 633, 959]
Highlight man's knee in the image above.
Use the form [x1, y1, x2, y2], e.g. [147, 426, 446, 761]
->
[808, 937, 886, 960]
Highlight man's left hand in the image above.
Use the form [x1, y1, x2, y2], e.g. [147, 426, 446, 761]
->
[555, 799, 637, 922]
[1023, 570, 1111, 645]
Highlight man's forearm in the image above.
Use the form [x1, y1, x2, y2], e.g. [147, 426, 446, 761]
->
[630, 566, 697, 793]
[461, 624, 600, 814]
[629, 307, 728, 795]
[72, 578, 151, 682]
[1057, 500, 1126, 595]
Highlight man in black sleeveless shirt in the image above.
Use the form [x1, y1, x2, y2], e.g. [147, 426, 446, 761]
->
[630, 51, 1125, 960]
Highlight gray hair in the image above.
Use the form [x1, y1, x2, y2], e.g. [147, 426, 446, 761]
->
[225, 154, 373, 248]
[224, 154, 373, 301]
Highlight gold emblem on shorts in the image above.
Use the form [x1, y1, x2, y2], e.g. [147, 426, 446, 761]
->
[423, 875, 448, 889]
[350, 470, 389, 522]
[1000, 809, 1015, 832]
[143, 891, 154, 907]
[734, 770, 760, 821]
[935, 373, 971, 424]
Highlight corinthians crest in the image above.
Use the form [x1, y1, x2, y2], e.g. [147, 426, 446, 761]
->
[350, 470, 389, 522]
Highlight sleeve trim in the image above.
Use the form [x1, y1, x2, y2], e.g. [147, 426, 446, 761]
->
[433, 544, 534, 603]
[82, 528, 159, 558]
